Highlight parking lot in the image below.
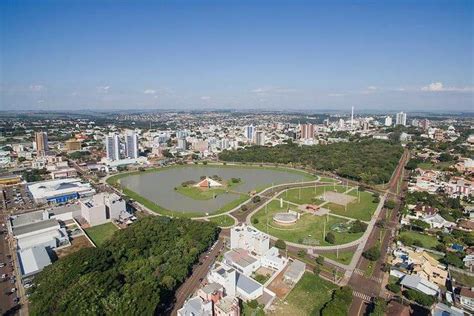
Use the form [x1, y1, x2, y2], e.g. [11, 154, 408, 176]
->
[0, 214, 20, 315]
[1, 184, 36, 211]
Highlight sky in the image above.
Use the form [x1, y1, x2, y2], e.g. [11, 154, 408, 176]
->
[1, 0, 473, 112]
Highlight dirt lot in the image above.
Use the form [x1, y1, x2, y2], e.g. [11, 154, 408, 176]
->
[55, 235, 93, 258]
[267, 266, 292, 299]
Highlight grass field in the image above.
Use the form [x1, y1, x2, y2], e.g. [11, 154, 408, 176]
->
[321, 250, 355, 265]
[251, 200, 363, 246]
[318, 176, 340, 183]
[398, 231, 441, 249]
[272, 272, 337, 316]
[325, 190, 378, 221]
[85, 222, 118, 246]
[175, 186, 227, 200]
[277, 185, 349, 205]
[418, 161, 453, 171]
[450, 270, 474, 287]
[208, 214, 235, 227]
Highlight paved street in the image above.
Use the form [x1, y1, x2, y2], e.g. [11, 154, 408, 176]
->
[169, 231, 227, 316]
[0, 211, 19, 315]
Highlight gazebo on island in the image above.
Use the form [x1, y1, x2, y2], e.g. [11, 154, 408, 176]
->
[194, 177, 223, 189]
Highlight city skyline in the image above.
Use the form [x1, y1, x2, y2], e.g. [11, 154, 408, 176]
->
[1, 0, 473, 111]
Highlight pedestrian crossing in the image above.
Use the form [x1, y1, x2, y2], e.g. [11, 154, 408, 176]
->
[353, 269, 383, 284]
[353, 291, 372, 302]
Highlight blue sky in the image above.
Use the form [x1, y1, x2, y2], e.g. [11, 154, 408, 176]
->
[1, 0, 473, 111]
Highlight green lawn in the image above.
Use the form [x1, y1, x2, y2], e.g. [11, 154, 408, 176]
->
[399, 231, 441, 249]
[325, 190, 378, 221]
[277, 185, 349, 206]
[273, 272, 337, 316]
[450, 270, 474, 287]
[318, 176, 339, 183]
[207, 215, 235, 227]
[85, 222, 118, 246]
[251, 200, 364, 246]
[418, 161, 453, 171]
[322, 250, 355, 265]
[175, 186, 227, 200]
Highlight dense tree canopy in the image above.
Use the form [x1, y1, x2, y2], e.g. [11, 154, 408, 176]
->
[29, 217, 219, 316]
[219, 140, 403, 184]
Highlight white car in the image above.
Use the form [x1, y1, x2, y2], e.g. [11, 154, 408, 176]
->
[11, 288, 16, 292]
[24, 283, 32, 289]
[1, 274, 6, 278]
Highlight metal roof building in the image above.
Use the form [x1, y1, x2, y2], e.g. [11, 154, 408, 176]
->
[17, 246, 52, 278]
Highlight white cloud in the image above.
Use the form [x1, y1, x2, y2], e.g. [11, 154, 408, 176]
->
[367, 86, 377, 90]
[144, 89, 156, 95]
[37, 99, 45, 103]
[421, 82, 444, 92]
[200, 96, 211, 100]
[328, 93, 345, 97]
[421, 82, 474, 92]
[251, 86, 297, 94]
[97, 86, 110, 93]
[29, 84, 44, 92]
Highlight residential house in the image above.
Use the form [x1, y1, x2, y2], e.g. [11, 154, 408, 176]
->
[459, 288, 474, 312]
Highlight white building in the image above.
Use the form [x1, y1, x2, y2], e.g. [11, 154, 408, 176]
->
[106, 134, 120, 161]
[28, 178, 96, 204]
[125, 133, 139, 159]
[177, 296, 212, 316]
[17, 246, 52, 279]
[230, 224, 270, 256]
[80, 193, 126, 226]
[244, 125, 255, 141]
[396, 111, 407, 126]
[208, 263, 263, 302]
[384, 116, 393, 127]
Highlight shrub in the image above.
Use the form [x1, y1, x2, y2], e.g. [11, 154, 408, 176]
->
[252, 195, 261, 203]
[274, 239, 286, 250]
[315, 256, 325, 265]
[386, 283, 401, 293]
[403, 289, 436, 307]
[362, 246, 381, 261]
[349, 220, 368, 233]
[384, 200, 397, 209]
[240, 205, 248, 212]
[252, 218, 259, 225]
[297, 250, 306, 258]
[325, 232, 336, 244]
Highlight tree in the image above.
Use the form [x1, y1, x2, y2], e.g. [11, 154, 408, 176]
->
[384, 200, 396, 209]
[369, 298, 387, 316]
[386, 283, 401, 293]
[240, 205, 248, 212]
[274, 239, 286, 250]
[442, 252, 464, 268]
[252, 218, 259, 225]
[362, 246, 381, 261]
[297, 250, 306, 258]
[403, 289, 436, 307]
[252, 195, 261, 203]
[325, 232, 336, 244]
[315, 256, 325, 265]
[349, 220, 367, 233]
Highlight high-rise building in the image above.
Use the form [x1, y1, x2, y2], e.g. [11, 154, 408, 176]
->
[125, 133, 139, 159]
[177, 138, 187, 151]
[396, 112, 407, 126]
[300, 124, 315, 140]
[420, 119, 430, 130]
[105, 134, 120, 161]
[255, 131, 265, 146]
[35, 131, 48, 155]
[384, 116, 392, 127]
[244, 125, 255, 141]
[65, 139, 82, 152]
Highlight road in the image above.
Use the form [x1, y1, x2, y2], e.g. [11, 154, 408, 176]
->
[347, 149, 409, 315]
[168, 231, 227, 316]
[0, 209, 20, 315]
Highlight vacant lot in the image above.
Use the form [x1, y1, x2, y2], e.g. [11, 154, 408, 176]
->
[325, 190, 378, 221]
[55, 235, 93, 258]
[270, 272, 336, 316]
[278, 185, 348, 205]
[208, 214, 235, 227]
[85, 222, 119, 246]
[399, 231, 441, 249]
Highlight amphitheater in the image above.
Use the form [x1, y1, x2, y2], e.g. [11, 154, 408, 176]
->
[273, 211, 299, 225]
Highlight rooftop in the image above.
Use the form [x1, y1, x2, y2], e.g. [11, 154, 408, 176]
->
[17, 246, 52, 277]
[13, 218, 59, 236]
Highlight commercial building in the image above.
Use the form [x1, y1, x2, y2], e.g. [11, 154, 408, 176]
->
[384, 116, 392, 127]
[80, 192, 126, 226]
[400, 274, 439, 296]
[125, 133, 139, 159]
[28, 178, 96, 204]
[105, 134, 120, 161]
[50, 167, 78, 179]
[35, 131, 49, 155]
[396, 112, 407, 126]
[17, 246, 52, 279]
